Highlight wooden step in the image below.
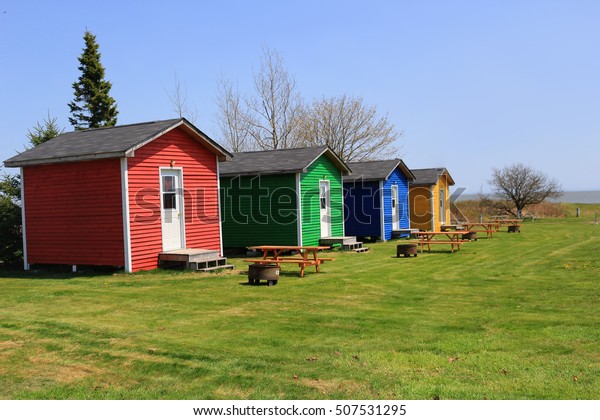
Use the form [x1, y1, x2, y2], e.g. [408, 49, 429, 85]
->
[159, 249, 233, 271]
[159, 249, 220, 263]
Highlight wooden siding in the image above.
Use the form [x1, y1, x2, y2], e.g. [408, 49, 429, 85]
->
[23, 159, 125, 266]
[220, 174, 298, 247]
[382, 168, 410, 240]
[409, 175, 451, 231]
[127, 127, 221, 271]
[343, 180, 382, 238]
[409, 186, 433, 231]
[300, 155, 344, 246]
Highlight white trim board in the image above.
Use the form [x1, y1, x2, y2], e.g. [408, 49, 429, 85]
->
[296, 172, 303, 246]
[120, 158, 132, 273]
[20, 168, 29, 270]
[379, 180, 385, 241]
[216, 156, 224, 256]
[158, 166, 186, 251]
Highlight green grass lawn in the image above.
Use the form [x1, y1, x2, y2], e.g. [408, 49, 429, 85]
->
[1, 215, 599, 399]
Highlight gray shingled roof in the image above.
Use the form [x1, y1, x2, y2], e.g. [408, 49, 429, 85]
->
[219, 146, 351, 176]
[4, 118, 231, 167]
[343, 159, 415, 182]
[410, 168, 455, 186]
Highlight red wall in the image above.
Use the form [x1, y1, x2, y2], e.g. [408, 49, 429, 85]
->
[127, 127, 221, 271]
[23, 159, 125, 266]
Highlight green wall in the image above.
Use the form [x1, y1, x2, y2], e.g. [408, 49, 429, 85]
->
[300, 154, 344, 246]
[220, 174, 298, 247]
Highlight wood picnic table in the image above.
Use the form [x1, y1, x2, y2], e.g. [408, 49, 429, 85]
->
[458, 222, 497, 238]
[245, 245, 333, 277]
[490, 219, 522, 231]
[410, 230, 470, 253]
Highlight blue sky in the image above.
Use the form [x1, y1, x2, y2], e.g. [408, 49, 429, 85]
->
[1, 0, 599, 192]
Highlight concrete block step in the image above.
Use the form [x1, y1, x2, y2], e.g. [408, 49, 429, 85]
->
[197, 264, 235, 272]
[320, 236, 358, 246]
[191, 258, 234, 271]
[392, 229, 420, 238]
[342, 241, 364, 251]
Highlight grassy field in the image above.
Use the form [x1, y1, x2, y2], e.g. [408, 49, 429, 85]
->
[1, 213, 599, 399]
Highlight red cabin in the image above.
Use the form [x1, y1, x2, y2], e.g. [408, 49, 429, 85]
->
[4, 118, 231, 272]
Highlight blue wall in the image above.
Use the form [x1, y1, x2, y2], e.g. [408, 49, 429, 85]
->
[343, 180, 381, 238]
[382, 169, 410, 240]
[343, 168, 410, 240]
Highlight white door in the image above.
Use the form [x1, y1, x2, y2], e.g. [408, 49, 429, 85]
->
[391, 184, 400, 230]
[160, 169, 184, 251]
[319, 180, 331, 237]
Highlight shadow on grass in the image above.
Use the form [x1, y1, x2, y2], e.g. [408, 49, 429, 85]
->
[390, 250, 468, 256]
[0, 265, 194, 280]
[239, 281, 275, 287]
[238, 268, 320, 286]
[0, 265, 122, 280]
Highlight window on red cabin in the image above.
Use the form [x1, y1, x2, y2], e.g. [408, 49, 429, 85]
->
[162, 175, 177, 210]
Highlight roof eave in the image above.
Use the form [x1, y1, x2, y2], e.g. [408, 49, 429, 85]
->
[125, 118, 232, 160]
[410, 182, 435, 187]
[3, 151, 127, 168]
[343, 176, 381, 183]
[442, 169, 456, 186]
[397, 160, 416, 181]
[219, 169, 301, 177]
[304, 147, 351, 175]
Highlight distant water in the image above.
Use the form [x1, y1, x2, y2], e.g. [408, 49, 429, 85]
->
[455, 191, 600, 204]
[548, 191, 600, 204]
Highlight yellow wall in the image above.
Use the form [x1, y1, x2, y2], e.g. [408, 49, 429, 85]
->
[431, 176, 451, 231]
[409, 186, 433, 230]
[409, 176, 451, 231]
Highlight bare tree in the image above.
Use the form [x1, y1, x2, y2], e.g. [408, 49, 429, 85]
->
[215, 47, 303, 152]
[164, 72, 198, 123]
[487, 163, 562, 218]
[295, 94, 401, 161]
[215, 77, 253, 152]
[245, 46, 303, 150]
[214, 47, 403, 157]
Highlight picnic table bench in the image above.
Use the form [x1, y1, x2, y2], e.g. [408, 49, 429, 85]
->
[409, 230, 470, 253]
[245, 245, 334, 277]
[458, 222, 496, 238]
[410, 240, 463, 253]
[491, 218, 522, 232]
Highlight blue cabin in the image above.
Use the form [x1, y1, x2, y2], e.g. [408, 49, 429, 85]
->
[343, 160, 415, 241]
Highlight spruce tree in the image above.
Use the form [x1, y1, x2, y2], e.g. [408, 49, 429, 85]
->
[68, 31, 118, 130]
[27, 111, 64, 147]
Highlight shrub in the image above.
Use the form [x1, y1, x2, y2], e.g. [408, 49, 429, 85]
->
[452, 199, 568, 221]
[0, 174, 23, 267]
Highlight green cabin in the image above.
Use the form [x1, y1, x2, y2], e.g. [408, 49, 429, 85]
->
[219, 146, 351, 248]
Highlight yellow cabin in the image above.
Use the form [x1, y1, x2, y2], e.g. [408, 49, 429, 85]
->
[409, 168, 455, 231]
